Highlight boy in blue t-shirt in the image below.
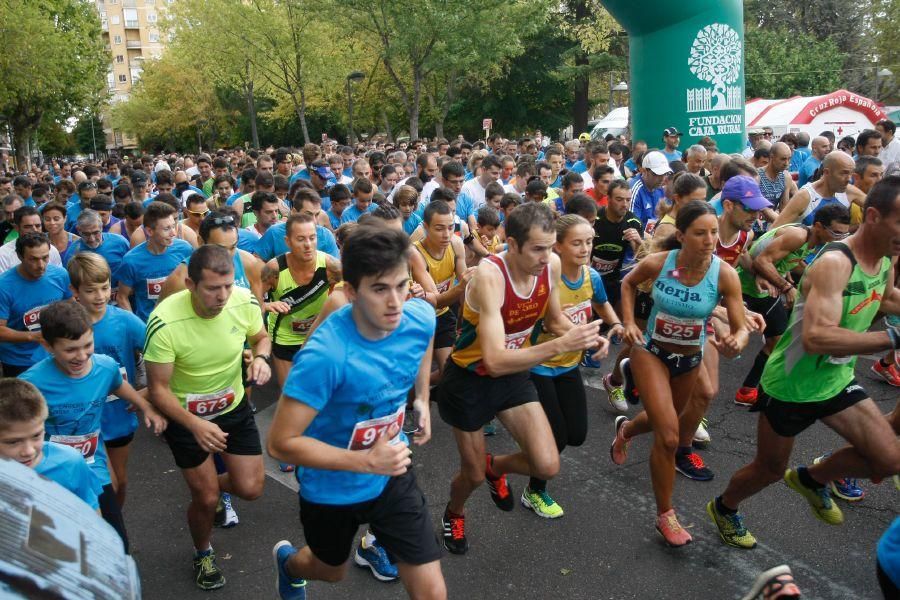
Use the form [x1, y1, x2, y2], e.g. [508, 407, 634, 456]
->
[68, 252, 147, 508]
[268, 226, 445, 599]
[20, 300, 167, 551]
[0, 378, 102, 511]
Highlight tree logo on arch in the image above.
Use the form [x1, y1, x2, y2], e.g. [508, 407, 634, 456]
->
[687, 23, 742, 113]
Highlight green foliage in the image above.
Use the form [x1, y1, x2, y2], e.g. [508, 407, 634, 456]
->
[744, 27, 845, 99]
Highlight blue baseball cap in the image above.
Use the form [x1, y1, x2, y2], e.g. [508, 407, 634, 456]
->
[310, 163, 330, 179]
[721, 175, 771, 211]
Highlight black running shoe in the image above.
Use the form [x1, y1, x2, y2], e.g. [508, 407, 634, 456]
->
[485, 453, 514, 511]
[441, 508, 469, 555]
[193, 550, 226, 590]
[621, 358, 640, 404]
[675, 451, 715, 481]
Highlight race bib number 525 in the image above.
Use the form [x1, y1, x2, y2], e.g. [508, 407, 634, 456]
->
[652, 313, 703, 345]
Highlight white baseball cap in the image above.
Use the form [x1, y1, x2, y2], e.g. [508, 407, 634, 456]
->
[641, 151, 672, 175]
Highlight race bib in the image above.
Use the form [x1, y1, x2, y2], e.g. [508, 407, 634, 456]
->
[50, 431, 100, 464]
[23, 305, 46, 332]
[146, 277, 166, 300]
[291, 317, 316, 335]
[347, 406, 404, 451]
[644, 219, 658, 237]
[436, 278, 452, 294]
[106, 367, 128, 402]
[185, 387, 236, 419]
[504, 327, 533, 350]
[652, 313, 703, 345]
[591, 257, 619, 276]
[564, 300, 592, 326]
[109, 286, 119, 306]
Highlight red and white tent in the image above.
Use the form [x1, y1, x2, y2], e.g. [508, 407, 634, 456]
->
[745, 89, 888, 139]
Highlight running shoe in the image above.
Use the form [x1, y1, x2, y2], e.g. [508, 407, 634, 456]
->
[609, 416, 630, 465]
[812, 454, 865, 502]
[214, 493, 239, 528]
[483, 419, 497, 436]
[735, 387, 759, 407]
[741, 564, 801, 600]
[675, 451, 714, 481]
[692, 417, 711, 450]
[485, 453, 514, 511]
[620, 358, 640, 404]
[279, 462, 295, 473]
[441, 508, 468, 555]
[655, 509, 692, 547]
[354, 538, 398, 581]
[783, 468, 844, 525]
[580, 351, 603, 368]
[872, 360, 900, 387]
[894, 474, 900, 491]
[706, 499, 757, 549]
[603, 373, 628, 413]
[193, 549, 226, 591]
[521, 487, 564, 519]
[272, 541, 307, 600]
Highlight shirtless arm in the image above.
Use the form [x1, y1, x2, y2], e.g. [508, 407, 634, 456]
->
[751, 226, 807, 292]
[158, 264, 188, 302]
[240, 251, 267, 308]
[116, 283, 134, 313]
[408, 249, 438, 307]
[772, 189, 810, 227]
[435, 236, 473, 308]
[801, 251, 894, 355]
[712, 264, 750, 358]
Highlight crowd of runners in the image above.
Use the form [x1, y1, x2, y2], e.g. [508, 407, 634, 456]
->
[0, 123, 899, 600]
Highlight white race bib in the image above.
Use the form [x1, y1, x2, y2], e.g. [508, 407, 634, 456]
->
[291, 317, 315, 335]
[652, 313, 704, 345]
[23, 305, 46, 332]
[504, 327, 533, 350]
[564, 300, 592, 326]
[591, 257, 619, 276]
[50, 431, 100, 464]
[185, 387, 236, 419]
[347, 406, 404, 451]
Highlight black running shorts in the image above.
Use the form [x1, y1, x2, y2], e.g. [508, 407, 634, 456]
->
[753, 380, 869, 438]
[163, 399, 261, 469]
[437, 360, 538, 432]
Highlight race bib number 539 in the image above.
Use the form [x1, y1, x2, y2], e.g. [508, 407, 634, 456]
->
[347, 407, 404, 451]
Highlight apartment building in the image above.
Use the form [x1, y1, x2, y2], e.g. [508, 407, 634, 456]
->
[97, 0, 168, 153]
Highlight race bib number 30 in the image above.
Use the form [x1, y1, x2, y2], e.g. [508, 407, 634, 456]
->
[652, 313, 703, 345]
[347, 407, 404, 451]
[146, 277, 166, 300]
[50, 432, 100, 464]
[186, 387, 236, 419]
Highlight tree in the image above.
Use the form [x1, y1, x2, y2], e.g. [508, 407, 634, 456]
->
[336, 0, 542, 140]
[744, 27, 845, 99]
[72, 115, 104, 158]
[0, 0, 107, 168]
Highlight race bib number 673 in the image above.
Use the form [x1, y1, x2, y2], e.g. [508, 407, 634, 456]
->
[186, 387, 236, 419]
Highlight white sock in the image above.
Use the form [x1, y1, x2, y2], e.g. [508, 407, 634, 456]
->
[362, 530, 377, 548]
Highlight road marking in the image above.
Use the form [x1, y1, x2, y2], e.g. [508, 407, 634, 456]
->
[254, 402, 299, 492]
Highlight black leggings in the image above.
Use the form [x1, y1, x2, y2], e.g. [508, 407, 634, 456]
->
[877, 559, 898, 599]
[99, 483, 129, 553]
[528, 368, 588, 491]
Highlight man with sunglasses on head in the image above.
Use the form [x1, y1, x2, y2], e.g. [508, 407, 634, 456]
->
[116, 202, 195, 322]
[734, 203, 851, 408]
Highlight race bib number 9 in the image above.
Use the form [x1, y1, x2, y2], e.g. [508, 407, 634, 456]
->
[186, 387, 236, 419]
[347, 407, 404, 451]
[504, 328, 533, 350]
[564, 300, 592, 326]
[652, 313, 703, 345]
[50, 432, 100, 464]
[146, 277, 166, 300]
[23, 305, 46, 332]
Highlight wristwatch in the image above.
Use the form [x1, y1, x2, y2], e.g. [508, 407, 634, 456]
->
[254, 354, 271, 362]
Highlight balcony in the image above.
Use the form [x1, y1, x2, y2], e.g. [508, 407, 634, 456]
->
[125, 40, 142, 48]
[124, 20, 139, 28]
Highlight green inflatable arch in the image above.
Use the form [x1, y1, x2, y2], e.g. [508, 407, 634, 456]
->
[603, 0, 746, 153]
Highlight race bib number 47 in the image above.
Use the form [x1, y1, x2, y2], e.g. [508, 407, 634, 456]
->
[186, 387, 236, 419]
[652, 313, 703, 345]
[347, 407, 404, 451]
[50, 432, 100, 464]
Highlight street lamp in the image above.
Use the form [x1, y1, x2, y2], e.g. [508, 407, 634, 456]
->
[346, 71, 365, 145]
[875, 67, 893, 102]
[609, 80, 628, 112]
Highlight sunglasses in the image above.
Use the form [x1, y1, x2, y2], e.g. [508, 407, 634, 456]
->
[208, 215, 235, 226]
[824, 226, 850, 240]
[185, 208, 210, 217]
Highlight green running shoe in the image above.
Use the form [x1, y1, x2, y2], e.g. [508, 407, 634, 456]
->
[783, 468, 844, 525]
[521, 487, 564, 519]
[193, 550, 226, 590]
[706, 500, 757, 549]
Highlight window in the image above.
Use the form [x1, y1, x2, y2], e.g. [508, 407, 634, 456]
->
[114, 35, 122, 44]
[130, 68, 142, 83]
[123, 8, 138, 26]
[118, 74, 127, 83]
[101, 17, 108, 29]
[110, 15, 119, 24]
[148, 32, 159, 43]
[115, 55, 124, 63]
[146, 12, 156, 22]
[107, 72, 116, 90]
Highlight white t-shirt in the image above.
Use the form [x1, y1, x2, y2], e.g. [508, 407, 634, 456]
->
[460, 178, 487, 210]
[880, 137, 900, 173]
[0, 240, 63, 274]
[581, 157, 623, 190]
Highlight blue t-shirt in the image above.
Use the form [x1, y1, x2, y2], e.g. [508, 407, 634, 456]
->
[64, 197, 82, 232]
[878, 517, 900, 589]
[402, 214, 423, 236]
[629, 175, 667, 231]
[790, 147, 810, 173]
[571, 160, 588, 175]
[0, 265, 71, 367]
[237, 227, 259, 253]
[531, 268, 608, 377]
[283, 298, 436, 504]
[225, 191, 245, 206]
[340, 203, 377, 224]
[289, 169, 311, 186]
[93, 306, 146, 441]
[35, 441, 103, 510]
[454, 193, 476, 223]
[325, 209, 342, 230]
[798, 156, 821, 187]
[21, 354, 124, 487]
[115, 239, 194, 322]
[254, 222, 338, 261]
[662, 149, 682, 162]
[64, 234, 130, 288]
[709, 196, 724, 216]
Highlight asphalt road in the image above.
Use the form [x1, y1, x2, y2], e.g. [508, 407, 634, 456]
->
[126, 337, 897, 600]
